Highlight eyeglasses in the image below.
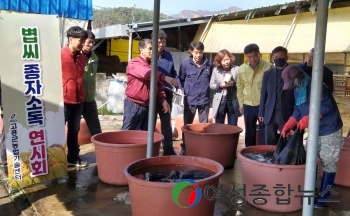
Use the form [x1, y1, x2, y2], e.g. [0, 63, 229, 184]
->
[85, 41, 95, 45]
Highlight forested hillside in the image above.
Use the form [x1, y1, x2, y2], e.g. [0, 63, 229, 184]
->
[92, 6, 241, 28]
[93, 7, 168, 28]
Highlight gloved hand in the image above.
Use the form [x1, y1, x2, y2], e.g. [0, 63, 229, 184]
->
[297, 115, 322, 131]
[297, 116, 309, 131]
[281, 117, 297, 138]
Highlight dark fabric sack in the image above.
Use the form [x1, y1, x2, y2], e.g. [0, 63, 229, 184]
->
[273, 136, 288, 160]
[274, 128, 306, 165]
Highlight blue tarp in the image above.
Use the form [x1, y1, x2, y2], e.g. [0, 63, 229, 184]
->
[0, 0, 93, 20]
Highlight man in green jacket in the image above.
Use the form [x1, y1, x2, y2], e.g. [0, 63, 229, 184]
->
[81, 30, 102, 136]
[237, 43, 273, 147]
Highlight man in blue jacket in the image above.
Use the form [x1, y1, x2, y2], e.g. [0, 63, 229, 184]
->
[178, 41, 212, 155]
[281, 65, 343, 209]
[153, 30, 178, 155]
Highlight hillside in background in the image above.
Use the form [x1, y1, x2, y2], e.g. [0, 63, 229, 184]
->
[93, 6, 241, 28]
[93, 7, 168, 28]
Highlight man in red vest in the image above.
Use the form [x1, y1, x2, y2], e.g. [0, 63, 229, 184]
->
[61, 26, 88, 167]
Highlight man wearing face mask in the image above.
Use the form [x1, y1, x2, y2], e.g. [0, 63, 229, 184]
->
[258, 46, 295, 145]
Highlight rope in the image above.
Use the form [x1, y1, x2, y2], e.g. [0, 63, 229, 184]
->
[97, 77, 127, 110]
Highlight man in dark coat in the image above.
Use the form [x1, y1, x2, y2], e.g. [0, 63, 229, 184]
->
[259, 46, 295, 145]
[297, 48, 334, 92]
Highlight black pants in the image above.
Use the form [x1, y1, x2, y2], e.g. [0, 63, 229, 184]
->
[243, 104, 265, 147]
[182, 99, 210, 146]
[64, 103, 83, 163]
[184, 100, 209, 125]
[82, 100, 102, 136]
[121, 97, 148, 131]
[216, 98, 238, 125]
[156, 92, 174, 151]
[265, 109, 284, 145]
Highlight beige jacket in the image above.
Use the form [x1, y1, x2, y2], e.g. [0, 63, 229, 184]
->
[237, 59, 273, 107]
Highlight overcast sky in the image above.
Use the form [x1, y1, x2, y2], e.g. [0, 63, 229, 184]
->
[93, 0, 293, 15]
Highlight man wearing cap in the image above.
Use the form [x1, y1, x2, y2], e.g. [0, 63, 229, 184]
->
[280, 65, 343, 209]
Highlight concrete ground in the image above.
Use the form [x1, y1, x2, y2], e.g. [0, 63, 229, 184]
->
[1, 119, 350, 216]
[0, 182, 22, 216]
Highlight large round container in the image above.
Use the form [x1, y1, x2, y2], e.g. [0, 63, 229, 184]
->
[174, 115, 214, 139]
[237, 145, 306, 212]
[318, 137, 350, 187]
[334, 137, 350, 187]
[65, 118, 92, 145]
[91, 130, 163, 185]
[124, 156, 224, 216]
[182, 123, 242, 168]
[78, 118, 92, 144]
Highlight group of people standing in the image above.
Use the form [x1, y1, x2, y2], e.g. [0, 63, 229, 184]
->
[61, 26, 102, 167]
[121, 32, 343, 208]
[61, 26, 343, 209]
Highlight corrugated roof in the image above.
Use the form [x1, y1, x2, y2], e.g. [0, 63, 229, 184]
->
[195, 1, 350, 53]
[0, 0, 93, 20]
[92, 17, 211, 39]
[93, 24, 128, 39]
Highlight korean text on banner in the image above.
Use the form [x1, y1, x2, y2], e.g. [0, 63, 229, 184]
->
[0, 12, 67, 190]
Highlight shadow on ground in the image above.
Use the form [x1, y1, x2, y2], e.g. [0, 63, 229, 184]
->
[19, 138, 350, 216]
[3, 120, 348, 216]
